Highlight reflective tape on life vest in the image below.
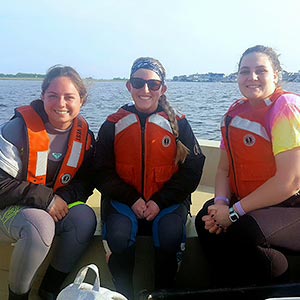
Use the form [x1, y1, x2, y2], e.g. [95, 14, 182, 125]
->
[115, 114, 138, 135]
[66, 141, 83, 168]
[229, 116, 270, 141]
[148, 114, 173, 134]
[35, 151, 48, 176]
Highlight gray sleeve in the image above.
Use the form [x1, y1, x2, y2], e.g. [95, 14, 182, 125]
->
[2, 117, 26, 148]
[0, 118, 25, 178]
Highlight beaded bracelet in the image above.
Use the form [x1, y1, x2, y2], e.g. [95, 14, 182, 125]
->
[214, 196, 230, 206]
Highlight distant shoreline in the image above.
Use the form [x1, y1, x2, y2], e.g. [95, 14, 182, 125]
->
[1, 70, 300, 83]
[0, 78, 43, 81]
[0, 78, 126, 82]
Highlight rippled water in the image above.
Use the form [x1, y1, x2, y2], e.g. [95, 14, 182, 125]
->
[1, 80, 300, 141]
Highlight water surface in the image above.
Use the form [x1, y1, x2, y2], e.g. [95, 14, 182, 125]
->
[1, 80, 299, 141]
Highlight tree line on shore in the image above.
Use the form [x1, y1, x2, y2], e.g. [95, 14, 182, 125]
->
[0, 73, 45, 79]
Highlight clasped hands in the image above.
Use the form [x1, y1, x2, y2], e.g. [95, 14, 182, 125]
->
[131, 197, 160, 221]
[47, 194, 69, 222]
[202, 204, 232, 234]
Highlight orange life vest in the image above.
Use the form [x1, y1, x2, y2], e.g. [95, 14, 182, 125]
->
[17, 106, 92, 191]
[108, 108, 179, 200]
[221, 88, 288, 199]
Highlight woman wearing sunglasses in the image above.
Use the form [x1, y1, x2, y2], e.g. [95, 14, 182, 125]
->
[93, 57, 205, 299]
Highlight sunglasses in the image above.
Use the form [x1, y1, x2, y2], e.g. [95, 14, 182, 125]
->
[130, 77, 163, 91]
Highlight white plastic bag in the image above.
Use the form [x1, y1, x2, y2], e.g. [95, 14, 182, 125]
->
[57, 264, 128, 300]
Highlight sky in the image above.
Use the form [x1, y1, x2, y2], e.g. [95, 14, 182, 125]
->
[1, 0, 300, 79]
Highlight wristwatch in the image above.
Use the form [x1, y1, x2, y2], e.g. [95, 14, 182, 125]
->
[229, 207, 239, 222]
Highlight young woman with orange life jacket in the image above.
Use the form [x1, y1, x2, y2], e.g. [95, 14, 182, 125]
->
[93, 57, 205, 300]
[0, 65, 97, 300]
[195, 45, 300, 287]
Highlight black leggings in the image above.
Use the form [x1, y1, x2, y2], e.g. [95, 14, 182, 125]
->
[195, 199, 293, 287]
[102, 199, 188, 299]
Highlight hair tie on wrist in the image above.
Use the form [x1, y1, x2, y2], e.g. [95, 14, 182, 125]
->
[233, 201, 246, 216]
[214, 196, 230, 206]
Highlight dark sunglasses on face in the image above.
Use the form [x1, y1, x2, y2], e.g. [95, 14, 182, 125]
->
[130, 77, 163, 91]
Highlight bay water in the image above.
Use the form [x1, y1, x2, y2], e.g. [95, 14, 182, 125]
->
[1, 80, 300, 141]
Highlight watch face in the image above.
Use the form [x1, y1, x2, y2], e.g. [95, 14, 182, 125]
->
[230, 214, 239, 222]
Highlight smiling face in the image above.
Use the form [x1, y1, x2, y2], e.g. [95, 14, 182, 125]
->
[237, 52, 279, 104]
[42, 76, 83, 130]
[126, 68, 167, 114]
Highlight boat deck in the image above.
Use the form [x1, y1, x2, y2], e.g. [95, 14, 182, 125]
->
[1, 139, 300, 299]
[0, 186, 214, 300]
[0, 140, 245, 299]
